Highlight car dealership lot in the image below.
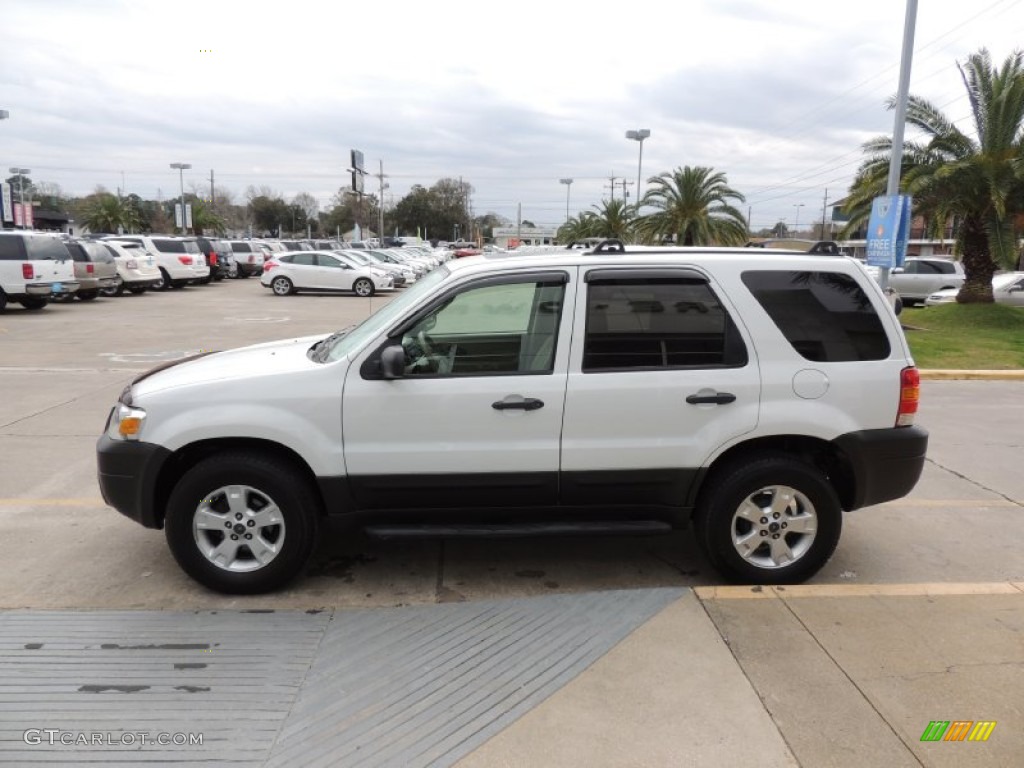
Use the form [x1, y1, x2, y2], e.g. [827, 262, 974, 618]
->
[1, 278, 1022, 767]
[0, 277, 1021, 608]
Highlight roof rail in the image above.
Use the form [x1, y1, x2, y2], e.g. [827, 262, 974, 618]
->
[592, 238, 626, 254]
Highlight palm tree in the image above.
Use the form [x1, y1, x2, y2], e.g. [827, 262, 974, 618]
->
[557, 200, 636, 243]
[635, 166, 748, 246]
[81, 193, 140, 234]
[844, 49, 1024, 302]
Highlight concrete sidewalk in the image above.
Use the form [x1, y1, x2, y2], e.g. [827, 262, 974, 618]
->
[2, 584, 1020, 767]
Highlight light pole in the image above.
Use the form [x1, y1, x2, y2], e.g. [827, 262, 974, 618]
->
[625, 129, 650, 208]
[169, 163, 191, 234]
[793, 203, 805, 232]
[559, 178, 573, 225]
[9, 167, 29, 229]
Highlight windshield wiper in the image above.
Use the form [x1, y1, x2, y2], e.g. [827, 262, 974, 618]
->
[310, 325, 355, 363]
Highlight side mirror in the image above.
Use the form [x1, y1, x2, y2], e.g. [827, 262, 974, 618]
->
[380, 345, 405, 379]
[892, 267, 905, 274]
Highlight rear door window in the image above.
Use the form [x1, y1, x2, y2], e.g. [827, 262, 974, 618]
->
[742, 270, 891, 362]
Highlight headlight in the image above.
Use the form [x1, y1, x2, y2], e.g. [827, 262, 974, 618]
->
[107, 403, 147, 440]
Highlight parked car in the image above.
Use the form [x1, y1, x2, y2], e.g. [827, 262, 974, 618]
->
[98, 240, 927, 593]
[260, 250, 394, 297]
[226, 240, 267, 278]
[886, 258, 965, 305]
[194, 236, 234, 281]
[59, 239, 119, 300]
[107, 235, 209, 290]
[334, 250, 408, 286]
[924, 272, 1024, 306]
[98, 240, 162, 295]
[0, 231, 79, 311]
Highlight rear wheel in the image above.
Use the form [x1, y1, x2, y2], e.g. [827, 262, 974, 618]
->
[77, 290, 99, 301]
[153, 268, 171, 291]
[165, 453, 320, 594]
[353, 278, 374, 297]
[0, 290, 7, 312]
[101, 277, 125, 297]
[19, 297, 49, 310]
[128, 285, 147, 295]
[694, 454, 842, 584]
[271, 276, 294, 296]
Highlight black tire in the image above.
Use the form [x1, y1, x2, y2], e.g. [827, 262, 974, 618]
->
[101, 278, 125, 297]
[353, 278, 374, 297]
[20, 297, 49, 310]
[128, 285, 147, 295]
[171, 280, 187, 289]
[0, 289, 7, 312]
[165, 453, 320, 594]
[271, 276, 294, 296]
[77, 290, 99, 301]
[694, 453, 842, 585]
[153, 268, 171, 291]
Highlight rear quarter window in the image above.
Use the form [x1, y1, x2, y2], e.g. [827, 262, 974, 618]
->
[0, 236, 27, 261]
[741, 270, 891, 362]
[152, 238, 186, 254]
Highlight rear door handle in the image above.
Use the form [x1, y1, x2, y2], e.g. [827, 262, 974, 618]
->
[492, 396, 544, 411]
[686, 392, 736, 405]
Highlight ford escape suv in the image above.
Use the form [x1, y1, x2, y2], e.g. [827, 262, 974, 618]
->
[97, 240, 928, 593]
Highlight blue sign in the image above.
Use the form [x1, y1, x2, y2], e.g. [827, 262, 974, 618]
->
[866, 195, 912, 268]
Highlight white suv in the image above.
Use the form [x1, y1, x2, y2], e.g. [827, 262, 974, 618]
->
[97, 241, 928, 593]
[0, 231, 80, 311]
[106, 235, 209, 290]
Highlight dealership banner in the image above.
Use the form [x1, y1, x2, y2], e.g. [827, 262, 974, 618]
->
[0, 182, 12, 223]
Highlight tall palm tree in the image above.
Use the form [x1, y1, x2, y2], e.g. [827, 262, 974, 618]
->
[844, 49, 1024, 302]
[635, 166, 748, 246]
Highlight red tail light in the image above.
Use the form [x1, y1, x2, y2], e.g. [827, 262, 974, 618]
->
[263, 261, 276, 272]
[86, 263, 94, 274]
[210, 254, 218, 266]
[897, 367, 920, 426]
[178, 256, 192, 265]
[22, 263, 34, 280]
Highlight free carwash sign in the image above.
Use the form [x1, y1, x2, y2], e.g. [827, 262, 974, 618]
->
[866, 195, 912, 268]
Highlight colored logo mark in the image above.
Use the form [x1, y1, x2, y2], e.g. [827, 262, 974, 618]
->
[920, 720, 996, 742]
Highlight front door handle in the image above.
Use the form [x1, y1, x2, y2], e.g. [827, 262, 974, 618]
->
[492, 396, 545, 411]
[686, 392, 736, 405]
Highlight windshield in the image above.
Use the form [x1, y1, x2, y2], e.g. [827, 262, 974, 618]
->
[321, 266, 450, 362]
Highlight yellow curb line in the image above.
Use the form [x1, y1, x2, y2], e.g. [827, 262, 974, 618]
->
[0, 498, 108, 507]
[920, 369, 1024, 380]
[695, 582, 1023, 600]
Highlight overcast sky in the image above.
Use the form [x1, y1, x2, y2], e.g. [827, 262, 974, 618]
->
[2, 0, 1022, 232]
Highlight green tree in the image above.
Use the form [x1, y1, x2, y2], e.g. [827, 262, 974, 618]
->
[844, 49, 1024, 302]
[80, 193, 141, 234]
[636, 166, 748, 245]
[558, 199, 635, 242]
[189, 198, 226, 236]
[391, 178, 471, 241]
[248, 195, 290, 236]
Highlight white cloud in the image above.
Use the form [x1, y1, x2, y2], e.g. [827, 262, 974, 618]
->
[2, 0, 1022, 229]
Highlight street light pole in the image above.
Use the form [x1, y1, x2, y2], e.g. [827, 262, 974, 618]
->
[9, 166, 29, 229]
[559, 178, 573, 224]
[169, 163, 191, 234]
[793, 203, 805, 232]
[625, 129, 651, 209]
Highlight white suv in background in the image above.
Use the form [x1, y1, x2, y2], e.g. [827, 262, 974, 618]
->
[98, 240, 928, 593]
[0, 231, 80, 311]
[887, 257, 966, 305]
[106, 235, 208, 290]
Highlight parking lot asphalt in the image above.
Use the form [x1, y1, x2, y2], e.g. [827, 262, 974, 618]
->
[1, 279, 1022, 766]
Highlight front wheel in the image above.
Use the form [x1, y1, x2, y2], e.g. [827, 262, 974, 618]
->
[165, 453, 320, 594]
[271, 276, 294, 296]
[353, 278, 374, 297]
[694, 454, 842, 584]
[101, 277, 125, 297]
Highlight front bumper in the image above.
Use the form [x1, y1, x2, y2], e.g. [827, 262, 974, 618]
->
[96, 432, 172, 528]
[833, 426, 929, 510]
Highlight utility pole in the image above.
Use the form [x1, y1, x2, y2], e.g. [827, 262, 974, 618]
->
[820, 188, 830, 240]
[605, 174, 618, 202]
[376, 159, 387, 244]
[209, 170, 215, 211]
[619, 179, 634, 203]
